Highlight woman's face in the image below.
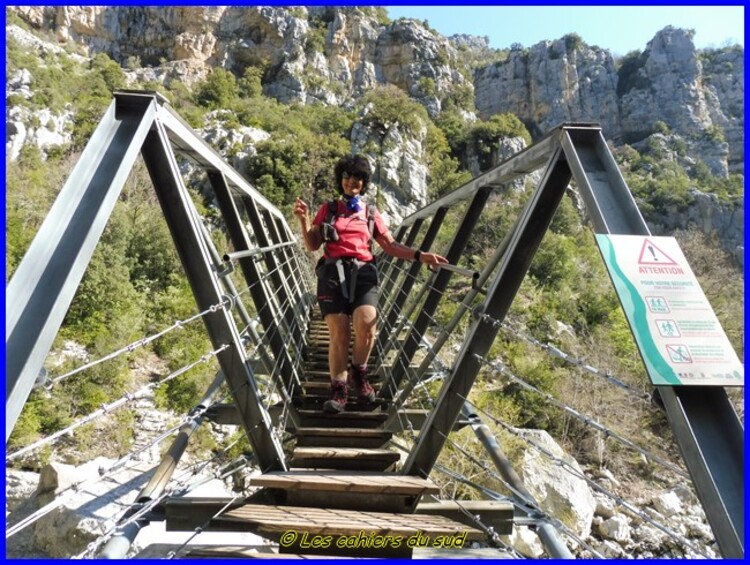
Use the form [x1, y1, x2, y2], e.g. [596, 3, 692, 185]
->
[341, 170, 365, 197]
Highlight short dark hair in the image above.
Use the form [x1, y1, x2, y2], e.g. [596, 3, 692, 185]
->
[334, 154, 371, 195]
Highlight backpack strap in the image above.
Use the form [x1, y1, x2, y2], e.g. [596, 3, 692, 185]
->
[325, 199, 338, 226]
[321, 199, 339, 246]
[366, 204, 376, 238]
[366, 204, 376, 250]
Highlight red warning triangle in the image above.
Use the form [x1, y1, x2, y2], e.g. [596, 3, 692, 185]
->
[638, 239, 677, 265]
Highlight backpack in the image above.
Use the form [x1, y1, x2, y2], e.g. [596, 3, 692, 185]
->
[322, 199, 376, 249]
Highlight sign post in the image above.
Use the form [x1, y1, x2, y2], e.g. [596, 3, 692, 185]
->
[596, 235, 743, 387]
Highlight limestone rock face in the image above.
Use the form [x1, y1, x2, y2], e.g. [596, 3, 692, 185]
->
[474, 38, 621, 138]
[350, 115, 428, 225]
[620, 28, 711, 141]
[374, 20, 471, 118]
[474, 27, 743, 175]
[7, 7, 743, 258]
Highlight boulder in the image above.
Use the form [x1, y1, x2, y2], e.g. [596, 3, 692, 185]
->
[501, 525, 544, 558]
[514, 428, 596, 538]
[598, 513, 631, 543]
[651, 490, 683, 518]
[6, 469, 39, 513]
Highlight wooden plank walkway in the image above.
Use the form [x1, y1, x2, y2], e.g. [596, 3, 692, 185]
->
[162, 318, 512, 558]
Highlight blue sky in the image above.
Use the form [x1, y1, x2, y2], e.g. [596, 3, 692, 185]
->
[384, 5, 744, 56]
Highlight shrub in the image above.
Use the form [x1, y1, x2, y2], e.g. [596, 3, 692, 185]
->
[563, 33, 585, 52]
[464, 113, 531, 171]
[238, 66, 264, 99]
[418, 77, 436, 97]
[359, 84, 429, 139]
[195, 68, 239, 110]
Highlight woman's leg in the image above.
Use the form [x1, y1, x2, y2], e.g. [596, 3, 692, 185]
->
[326, 313, 351, 384]
[350, 304, 377, 402]
[352, 304, 377, 366]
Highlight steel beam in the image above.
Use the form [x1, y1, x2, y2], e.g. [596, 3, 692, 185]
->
[377, 221, 422, 314]
[98, 372, 225, 558]
[5, 94, 157, 442]
[560, 127, 744, 558]
[461, 404, 573, 558]
[209, 173, 300, 428]
[385, 228, 513, 428]
[381, 189, 492, 401]
[403, 148, 571, 476]
[262, 210, 304, 348]
[156, 102, 284, 222]
[241, 197, 301, 391]
[141, 116, 286, 472]
[375, 211, 446, 359]
[399, 125, 570, 226]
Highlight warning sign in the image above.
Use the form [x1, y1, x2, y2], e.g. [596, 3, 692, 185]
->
[637, 239, 685, 275]
[596, 234, 743, 387]
[638, 238, 678, 265]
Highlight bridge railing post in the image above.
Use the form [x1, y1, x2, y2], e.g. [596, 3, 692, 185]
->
[380, 188, 492, 402]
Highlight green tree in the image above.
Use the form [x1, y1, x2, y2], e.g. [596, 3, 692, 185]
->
[463, 113, 531, 171]
[238, 66, 264, 99]
[195, 68, 238, 110]
[90, 52, 126, 92]
[359, 84, 428, 139]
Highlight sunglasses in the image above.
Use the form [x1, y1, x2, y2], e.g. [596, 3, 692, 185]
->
[343, 171, 365, 181]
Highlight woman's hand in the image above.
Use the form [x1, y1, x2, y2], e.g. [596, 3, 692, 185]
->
[295, 197, 322, 251]
[418, 251, 449, 266]
[294, 197, 309, 221]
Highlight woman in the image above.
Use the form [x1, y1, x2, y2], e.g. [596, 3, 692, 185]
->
[294, 154, 448, 413]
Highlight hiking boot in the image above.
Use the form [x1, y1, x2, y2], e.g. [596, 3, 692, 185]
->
[322, 379, 348, 413]
[348, 364, 376, 403]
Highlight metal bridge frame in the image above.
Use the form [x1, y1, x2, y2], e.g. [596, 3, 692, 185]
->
[389, 124, 743, 558]
[6, 91, 743, 557]
[5, 91, 314, 472]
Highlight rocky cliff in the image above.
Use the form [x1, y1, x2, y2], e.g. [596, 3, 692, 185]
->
[7, 6, 744, 237]
[474, 27, 743, 176]
[12, 7, 742, 172]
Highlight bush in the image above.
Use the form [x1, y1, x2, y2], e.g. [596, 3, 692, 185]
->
[418, 77, 436, 97]
[563, 33, 585, 52]
[616, 49, 649, 96]
[195, 68, 239, 110]
[463, 113, 532, 171]
[359, 84, 429, 140]
[238, 66, 264, 99]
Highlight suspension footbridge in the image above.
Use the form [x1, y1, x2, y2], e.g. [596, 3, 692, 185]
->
[5, 91, 743, 558]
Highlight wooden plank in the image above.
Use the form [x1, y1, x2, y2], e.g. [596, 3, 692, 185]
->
[293, 398, 386, 414]
[298, 410, 387, 429]
[293, 447, 398, 459]
[295, 427, 391, 448]
[215, 504, 485, 540]
[211, 405, 469, 431]
[250, 472, 439, 496]
[299, 379, 382, 392]
[291, 447, 400, 471]
[297, 410, 386, 421]
[184, 546, 350, 559]
[295, 427, 391, 439]
[417, 500, 514, 535]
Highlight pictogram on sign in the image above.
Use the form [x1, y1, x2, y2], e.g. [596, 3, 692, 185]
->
[666, 344, 693, 364]
[638, 239, 678, 265]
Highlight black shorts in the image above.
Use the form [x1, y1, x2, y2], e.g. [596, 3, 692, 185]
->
[316, 259, 379, 317]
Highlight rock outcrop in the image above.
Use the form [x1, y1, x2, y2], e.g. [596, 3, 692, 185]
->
[474, 37, 621, 139]
[6, 7, 743, 255]
[474, 27, 743, 176]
